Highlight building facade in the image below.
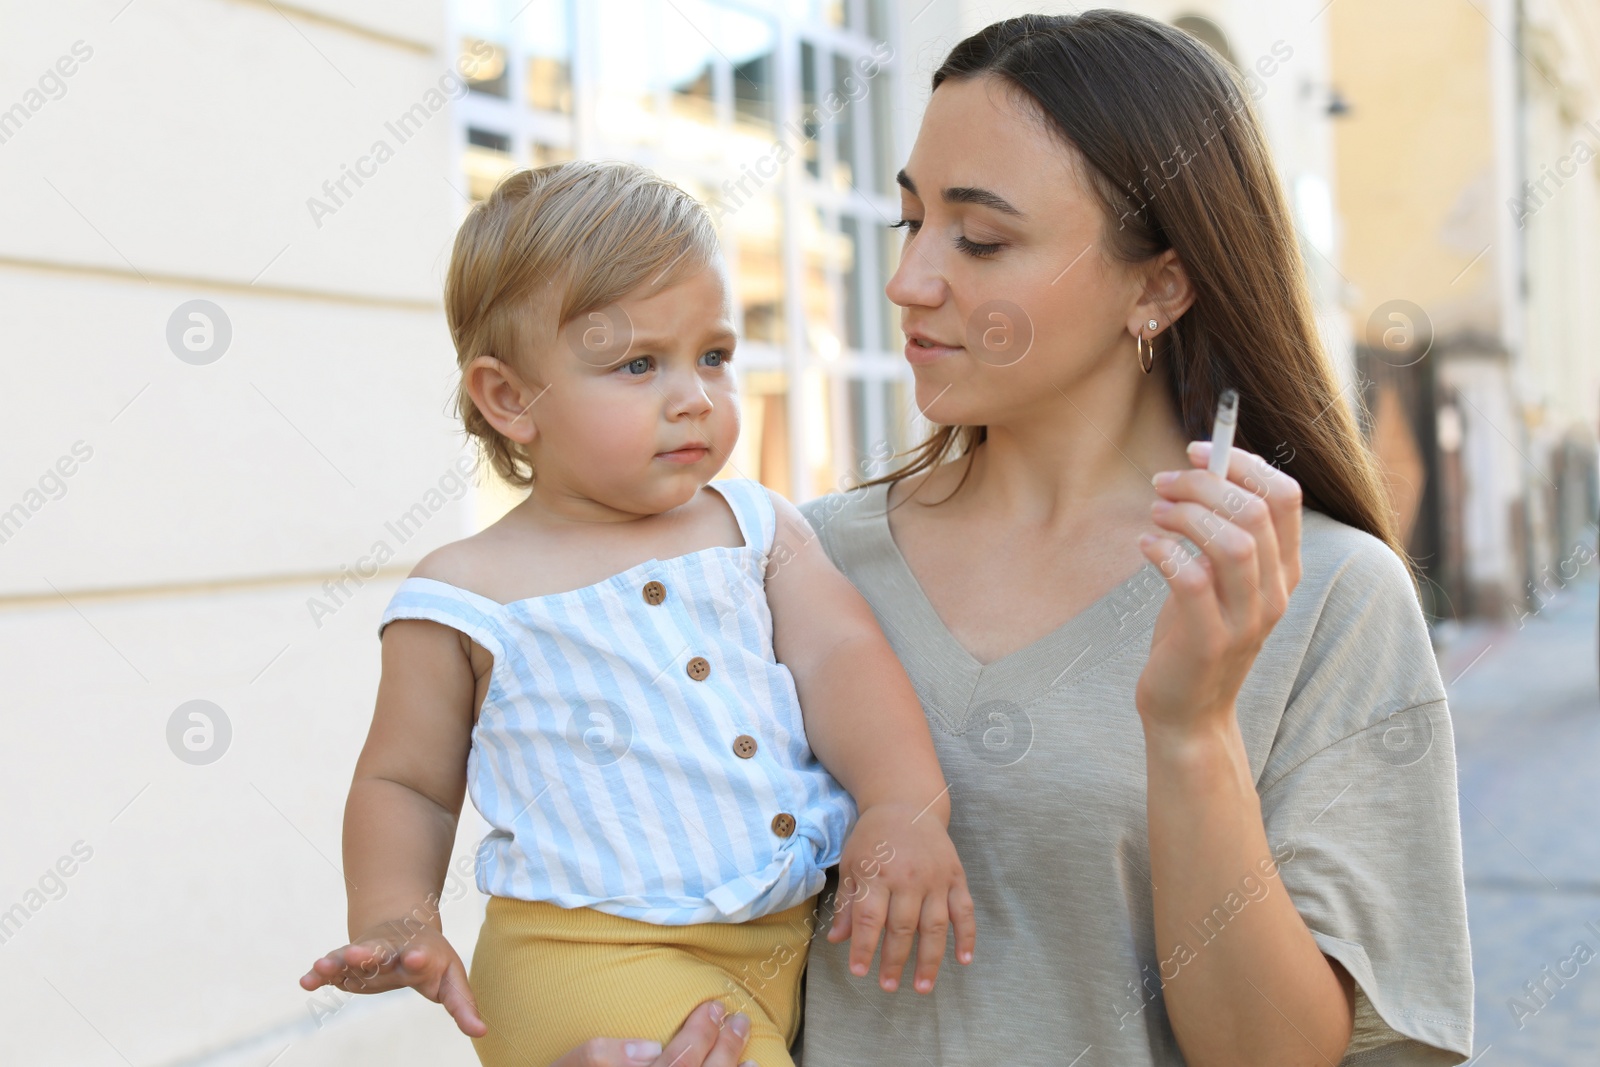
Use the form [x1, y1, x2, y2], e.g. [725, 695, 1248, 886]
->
[0, 1, 487, 1063]
[1330, 0, 1600, 619]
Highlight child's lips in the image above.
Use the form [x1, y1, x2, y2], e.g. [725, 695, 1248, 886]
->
[656, 445, 710, 464]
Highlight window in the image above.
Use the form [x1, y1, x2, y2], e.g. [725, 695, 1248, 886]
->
[453, 0, 910, 498]
[465, 127, 515, 199]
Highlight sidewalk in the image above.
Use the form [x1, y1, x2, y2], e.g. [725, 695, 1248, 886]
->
[1436, 573, 1600, 1066]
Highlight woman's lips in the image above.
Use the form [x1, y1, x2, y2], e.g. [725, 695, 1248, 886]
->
[656, 446, 710, 464]
[904, 338, 963, 364]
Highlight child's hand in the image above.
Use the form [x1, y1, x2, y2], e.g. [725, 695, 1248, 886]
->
[299, 920, 487, 1037]
[826, 803, 975, 994]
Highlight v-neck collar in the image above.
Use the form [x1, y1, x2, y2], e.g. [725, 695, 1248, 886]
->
[854, 480, 1169, 733]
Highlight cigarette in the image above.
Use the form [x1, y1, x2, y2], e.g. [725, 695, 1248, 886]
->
[1208, 389, 1239, 478]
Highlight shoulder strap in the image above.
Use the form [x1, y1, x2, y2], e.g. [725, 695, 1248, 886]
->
[709, 478, 776, 554]
[378, 577, 505, 658]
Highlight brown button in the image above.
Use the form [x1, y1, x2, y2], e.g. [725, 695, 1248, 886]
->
[732, 734, 758, 759]
[642, 581, 666, 606]
[686, 656, 711, 681]
[771, 812, 796, 838]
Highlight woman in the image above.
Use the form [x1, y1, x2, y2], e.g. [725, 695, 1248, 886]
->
[557, 10, 1474, 1065]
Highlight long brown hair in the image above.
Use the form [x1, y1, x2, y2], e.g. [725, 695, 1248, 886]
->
[859, 10, 1402, 560]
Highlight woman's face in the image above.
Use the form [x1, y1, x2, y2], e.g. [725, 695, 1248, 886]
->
[888, 74, 1155, 426]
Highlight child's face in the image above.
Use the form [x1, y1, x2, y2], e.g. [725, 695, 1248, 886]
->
[527, 258, 741, 515]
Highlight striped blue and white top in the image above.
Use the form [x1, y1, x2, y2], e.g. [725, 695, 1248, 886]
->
[378, 478, 856, 925]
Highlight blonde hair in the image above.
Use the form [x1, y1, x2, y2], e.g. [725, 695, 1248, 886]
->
[444, 161, 721, 488]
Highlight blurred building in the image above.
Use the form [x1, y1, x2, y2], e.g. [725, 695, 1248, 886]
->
[1330, 0, 1600, 620]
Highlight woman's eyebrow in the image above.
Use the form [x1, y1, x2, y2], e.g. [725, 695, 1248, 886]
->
[896, 168, 1026, 218]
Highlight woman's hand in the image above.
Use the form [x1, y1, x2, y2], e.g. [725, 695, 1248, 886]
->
[1136, 441, 1303, 740]
[825, 802, 977, 994]
[546, 1000, 756, 1067]
[299, 921, 486, 1037]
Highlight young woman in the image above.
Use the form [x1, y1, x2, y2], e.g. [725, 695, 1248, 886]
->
[548, 10, 1474, 1065]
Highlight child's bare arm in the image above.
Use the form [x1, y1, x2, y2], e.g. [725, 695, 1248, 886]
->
[344, 618, 476, 931]
[300, 616, 488, 1036]
[763, 496, 943, 812]
[764, 493, 975, 993]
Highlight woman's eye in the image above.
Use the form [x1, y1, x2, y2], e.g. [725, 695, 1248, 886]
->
[622, 356, 652, 375]
[701, 349, 732, 368]
[890, 218, 1001, 258]
[956, 236, 1003, 258]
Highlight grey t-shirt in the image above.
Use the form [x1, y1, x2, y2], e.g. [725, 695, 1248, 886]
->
[792, 481, 1473, 1066]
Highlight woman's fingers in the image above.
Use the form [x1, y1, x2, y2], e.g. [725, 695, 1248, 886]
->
[545, 1000, 753, 1067]
[1155, 447, 1300, 621]
[547, 1037, 666, 1067]
[1188, 441, 1303, 594]
[1149, 499, 1262, 621]
[653, 1000, 752, 1067]
[1138, 533, 1221, 640]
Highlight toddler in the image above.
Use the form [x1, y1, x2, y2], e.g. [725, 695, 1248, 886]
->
[300, 161, 974, 1067]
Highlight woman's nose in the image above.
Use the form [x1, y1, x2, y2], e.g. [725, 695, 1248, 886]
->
[885, 234, 949, 311]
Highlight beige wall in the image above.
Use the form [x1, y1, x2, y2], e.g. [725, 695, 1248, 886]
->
[1518, 0, 1600, 441]
[1330, 0, 1502, 342]
[0, 0, 482, 1062]
[1329, 0, 1600, 610]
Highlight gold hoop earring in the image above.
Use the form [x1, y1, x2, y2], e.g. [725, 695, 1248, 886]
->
[1136, 332, 1154, 374]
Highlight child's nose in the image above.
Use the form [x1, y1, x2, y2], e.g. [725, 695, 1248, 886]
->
[664, 370, 714, 418]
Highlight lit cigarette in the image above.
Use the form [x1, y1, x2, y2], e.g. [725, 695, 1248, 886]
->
[1208, 389, 1239, 478]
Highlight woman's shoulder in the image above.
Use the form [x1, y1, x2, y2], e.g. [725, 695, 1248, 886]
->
[796, 479, 890, 544]
[1293, 509, 1422, 630]
[796, 462, 955, 541]
[1299, 508, 1409, 576]
[1259, 508, 1445, 764]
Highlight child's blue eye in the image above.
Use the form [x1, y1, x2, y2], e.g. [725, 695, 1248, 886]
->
[622, 356, 652, 375]
[702, 349, 731, 368]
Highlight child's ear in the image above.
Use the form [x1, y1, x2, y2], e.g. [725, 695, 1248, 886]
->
[464, 355, 544, 445]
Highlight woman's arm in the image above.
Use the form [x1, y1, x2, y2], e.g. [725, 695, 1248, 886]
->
[1137, 442, 1355, 1067]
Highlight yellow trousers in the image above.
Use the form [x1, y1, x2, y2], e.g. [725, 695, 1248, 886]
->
[468, 895, 820, 1067]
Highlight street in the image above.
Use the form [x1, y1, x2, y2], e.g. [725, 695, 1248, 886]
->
[1439, 570, 1600, 1065]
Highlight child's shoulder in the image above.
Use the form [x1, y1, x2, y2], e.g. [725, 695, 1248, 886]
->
[409, 518, 544, 606]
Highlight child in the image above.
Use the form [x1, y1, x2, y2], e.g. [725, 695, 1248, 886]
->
[300, 161, 974, 1067]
